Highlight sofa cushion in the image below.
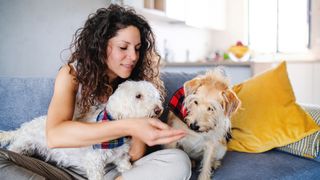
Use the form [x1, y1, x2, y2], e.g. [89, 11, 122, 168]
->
[0, 77, 54, 131]
[190, 149, 320, 180]
[209, 150, 320, 180]
[277, 104, 320, 161]
[228, 61, 320, 153]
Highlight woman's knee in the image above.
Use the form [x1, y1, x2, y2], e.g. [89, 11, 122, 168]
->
[160, 149, 192, 180]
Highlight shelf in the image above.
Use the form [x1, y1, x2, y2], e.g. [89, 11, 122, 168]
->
[162, 61, 253, 67]
[136, 8, 185, 24]
[127, 0, 226, 30]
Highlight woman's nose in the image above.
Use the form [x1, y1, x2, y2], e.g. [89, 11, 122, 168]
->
[128, 49, 138, 61]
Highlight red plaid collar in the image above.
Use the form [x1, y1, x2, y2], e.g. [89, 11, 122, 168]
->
[168, 87, 188, 121]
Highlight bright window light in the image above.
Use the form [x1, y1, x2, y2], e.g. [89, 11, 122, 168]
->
[278, 0, 309, 52]
[249, 0, 277, 53]
[248, 0, 309, 53]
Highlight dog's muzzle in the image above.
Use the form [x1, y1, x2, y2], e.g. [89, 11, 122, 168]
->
[154, 106, 162, 116]
[190, 122, 200, 132]
[185, 117, 200, 132]
[151, 105, 163, 118]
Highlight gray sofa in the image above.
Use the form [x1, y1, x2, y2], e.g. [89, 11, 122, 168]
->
[1, 72, 320, 180]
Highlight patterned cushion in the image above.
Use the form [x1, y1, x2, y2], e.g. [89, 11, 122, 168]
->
[277, 104, 320, 161]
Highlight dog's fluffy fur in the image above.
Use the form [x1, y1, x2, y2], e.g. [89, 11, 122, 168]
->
[0, 80, 163, 180]
[165, 68, 241, 180]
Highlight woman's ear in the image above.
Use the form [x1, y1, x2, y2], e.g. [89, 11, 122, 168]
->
[183, 78, 202, 96]
[106, 44, 112, 58]
[221, 89, 241, 117]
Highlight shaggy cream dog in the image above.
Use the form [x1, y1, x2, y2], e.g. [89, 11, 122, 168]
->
[0, 80, 163, 180]
[165, 68, 241, 180]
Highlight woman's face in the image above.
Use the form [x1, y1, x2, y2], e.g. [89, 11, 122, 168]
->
[106, 25, 141, 82]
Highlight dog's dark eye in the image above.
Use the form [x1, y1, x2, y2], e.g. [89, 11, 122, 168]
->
[194, 100, 198, 105]
[136, 94, 142, 99]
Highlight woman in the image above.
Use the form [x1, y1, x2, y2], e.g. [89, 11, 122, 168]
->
[0, 4, 191, 180]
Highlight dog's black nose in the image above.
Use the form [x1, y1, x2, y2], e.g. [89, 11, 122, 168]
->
[190, 122, 200, 131]
[154, 106, 162, 115]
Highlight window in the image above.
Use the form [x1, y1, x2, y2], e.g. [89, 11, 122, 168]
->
[248, 0, 310, 53]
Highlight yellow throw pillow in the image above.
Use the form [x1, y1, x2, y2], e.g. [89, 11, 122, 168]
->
[228, 61, 320, 153]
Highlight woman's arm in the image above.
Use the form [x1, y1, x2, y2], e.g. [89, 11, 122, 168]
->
[46, 65, 132, 148]
[46, 65, 186, 148]
[129, 137, 146, 161]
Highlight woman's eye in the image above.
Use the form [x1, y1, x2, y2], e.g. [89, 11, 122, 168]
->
[120, 47, 127, 50]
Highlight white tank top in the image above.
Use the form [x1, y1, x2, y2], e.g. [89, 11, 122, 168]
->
[70, 61, 105, 121]
[70, 62, 83, 120]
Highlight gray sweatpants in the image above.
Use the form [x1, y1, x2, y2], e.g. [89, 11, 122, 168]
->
[0, 148, 191, 180]
[121, 149, 191, 180]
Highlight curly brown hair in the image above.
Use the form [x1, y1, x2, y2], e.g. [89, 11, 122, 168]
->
[67, 4, 165, 115]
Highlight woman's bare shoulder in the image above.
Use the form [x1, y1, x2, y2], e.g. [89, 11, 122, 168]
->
[55, 64, 78, 93]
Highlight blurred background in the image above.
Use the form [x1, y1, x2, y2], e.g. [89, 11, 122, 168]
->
[0, 0, 319, 104]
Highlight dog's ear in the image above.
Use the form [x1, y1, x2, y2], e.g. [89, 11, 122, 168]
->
[184, 78, 202, 96]
[221, 89, 241, 117]
[214, 81, 228, 91]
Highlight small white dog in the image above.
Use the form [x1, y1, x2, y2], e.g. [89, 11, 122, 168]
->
[165, 69, 240, 180]
[0, 80, 163, 180]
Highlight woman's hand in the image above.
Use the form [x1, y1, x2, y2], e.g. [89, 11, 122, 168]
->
[129, 137, 146, 161]
[127, 118, 186, 147]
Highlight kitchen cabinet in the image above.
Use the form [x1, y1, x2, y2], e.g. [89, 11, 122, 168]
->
[144, 0, 165, 12]
[185, 0, 226, 30]
[129, 0, 183, 23]
[165, 0, 185, 22]
[134, 0, 226, 30]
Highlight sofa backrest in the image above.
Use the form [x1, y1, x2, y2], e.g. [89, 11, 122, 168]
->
[0, 77, 54, 131]
[0, 72, 199, 131]
[160, 72, 198, 122]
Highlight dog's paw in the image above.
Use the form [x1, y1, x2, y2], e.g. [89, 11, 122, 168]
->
[86, 170, 104, 180]
[116, 160, 132, 173]
[211, 160, 221, 170]
[198, 172, 212, 180]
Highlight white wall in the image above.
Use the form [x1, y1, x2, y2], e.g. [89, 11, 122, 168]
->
[311, 0, 320, 58]
[209, 0, 248, 51]
[0, 0, 106, 77]
[287, 62, 320, 105]
[150, 21, 213, 63]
